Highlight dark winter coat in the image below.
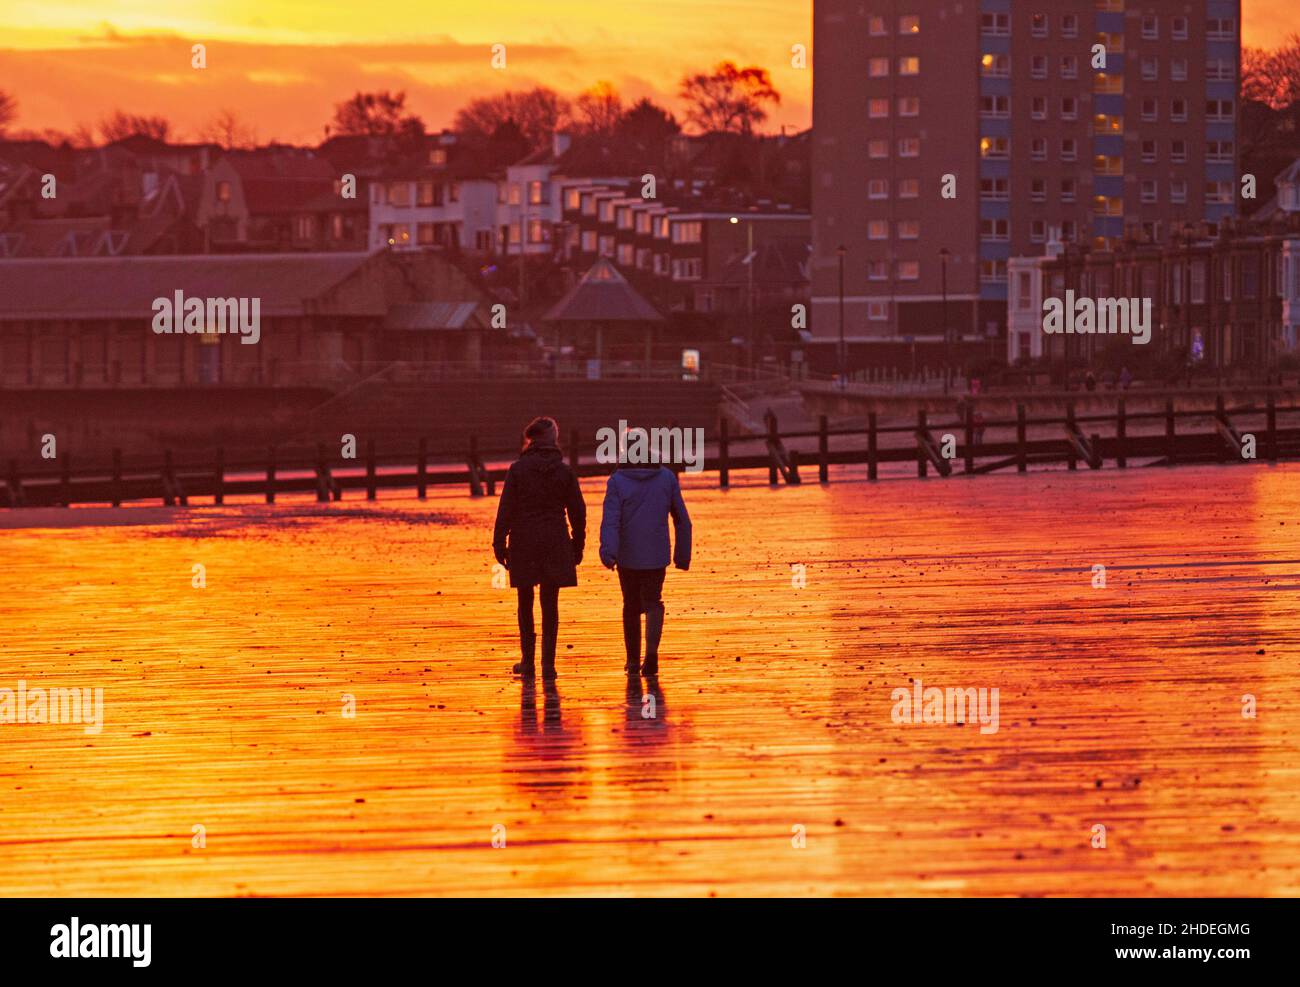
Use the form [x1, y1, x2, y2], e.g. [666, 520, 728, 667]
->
[492, 444, 586, 588]
[599, 466, 692, 571]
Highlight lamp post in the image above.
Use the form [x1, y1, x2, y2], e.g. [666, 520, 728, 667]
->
[837, 245, 847, 389]
[939, 247, 951, 394]
[730, 215, 756, 376]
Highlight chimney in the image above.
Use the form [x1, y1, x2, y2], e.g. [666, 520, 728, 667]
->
[553, 131, 571, 159]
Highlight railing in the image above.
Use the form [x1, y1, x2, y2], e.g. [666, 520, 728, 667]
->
[4, 395, 1299, 508]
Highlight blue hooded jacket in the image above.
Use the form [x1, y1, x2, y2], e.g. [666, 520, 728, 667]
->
[599, 466, 692, 571]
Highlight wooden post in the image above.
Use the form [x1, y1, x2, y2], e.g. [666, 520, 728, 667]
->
[163, 449, 176, 506]
[867, 412, 878, 481]
[767, 412, 779, 485]
[266, 447, 276, 504]
[1267, 394, 1277, 462]
[963, 403, 974, 473]
[467, 436, 483, 497]
[315, 443, 330, 502]
[366, 440, 376, 501]
[1016, 404, 1027, 473]
[5, 460, 22, 509]
[719, 418, 730, 489]
[111, 448, 122, 507]
[917, 410, 928, 478]
[1065, 403, 1077, 471]
[214, 447, 224, 505]
[1116, 399, 1127, 469]
[60, 451, 71, 507]
[1165, 400, 1176, 466]
[788, 448, 802, 484]
[817, 414, 829, 484]
[1090, 433, 1101, 469]
[417, 438, 428, 499]
[1215, 394, 1227, 464]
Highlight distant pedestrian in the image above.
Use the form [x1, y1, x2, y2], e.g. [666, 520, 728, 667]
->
[493, 417, 586, 681]
[1119, 366, 1133, 390]
[599, 458, 692, 677]
[1085, 370, 1097, 392]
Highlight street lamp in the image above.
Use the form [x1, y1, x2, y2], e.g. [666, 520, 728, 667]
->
[731, 215, 755, 376]
[837, 245, 847, 389]
[939, 247, 951, 394]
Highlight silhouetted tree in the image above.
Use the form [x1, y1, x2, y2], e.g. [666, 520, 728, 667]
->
[99, 111, 172, 142]
[454, 87, 570, 151]
[615, 98, 680, 160]
[331, 90, 425, 139]
[574, 81, 623, 137]
[0, 90, 16, 136]
[678, 62, 780, 135]
[200, 108, 258, 149]
[1242, 38, 1300, 109]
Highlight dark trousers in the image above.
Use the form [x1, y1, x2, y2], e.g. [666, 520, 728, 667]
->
[618, 567, 665, 664]
[516, 583, 559, 667]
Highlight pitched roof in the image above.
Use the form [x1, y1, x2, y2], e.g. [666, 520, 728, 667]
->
[0, 251, 380, 320]
[542, 258, 664, 322]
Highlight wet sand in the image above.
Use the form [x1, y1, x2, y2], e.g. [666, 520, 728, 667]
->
[1, 464, 1298, 896]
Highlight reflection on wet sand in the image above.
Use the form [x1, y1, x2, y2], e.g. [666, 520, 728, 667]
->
[0, 464, 1298, 896]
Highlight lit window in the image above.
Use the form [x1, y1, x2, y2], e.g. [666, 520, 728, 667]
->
[981, 53, 1010, 78]
[898, 14, 919, 34]
[898, 56, 920, 75]
[980, 136, 1009, 159]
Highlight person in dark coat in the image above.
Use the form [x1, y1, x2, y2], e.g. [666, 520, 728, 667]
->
[493, 417, 586, 680]
[599, 462, 691, 678]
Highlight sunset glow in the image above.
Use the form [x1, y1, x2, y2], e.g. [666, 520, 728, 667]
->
[0, 0, 817, 143]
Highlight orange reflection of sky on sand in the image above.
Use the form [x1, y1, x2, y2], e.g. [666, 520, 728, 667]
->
[1, 463, 1299, 896]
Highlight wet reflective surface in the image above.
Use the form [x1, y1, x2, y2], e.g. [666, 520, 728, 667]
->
[1, 464, 1298, 896]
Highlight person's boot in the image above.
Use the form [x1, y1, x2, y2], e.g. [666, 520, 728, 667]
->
[641, 604, 664, 676]
[622, 609, 640, 675]
[540, 625, 558, 681]
[512, 628, 536, 679]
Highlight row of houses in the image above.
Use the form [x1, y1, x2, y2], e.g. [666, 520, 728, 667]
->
[0, 130, 812, 320]
[1007, 160, 1300, 370]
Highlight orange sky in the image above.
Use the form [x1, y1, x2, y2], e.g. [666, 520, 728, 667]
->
[0, 0, 1293, 144]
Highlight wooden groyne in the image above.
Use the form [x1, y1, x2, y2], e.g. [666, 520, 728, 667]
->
[3, 395, 1299, 508]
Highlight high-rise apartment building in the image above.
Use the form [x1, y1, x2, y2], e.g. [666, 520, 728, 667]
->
[810, 0, 1241, 368]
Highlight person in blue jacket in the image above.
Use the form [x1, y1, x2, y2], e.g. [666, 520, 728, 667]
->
[599, 462, 691, 677]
